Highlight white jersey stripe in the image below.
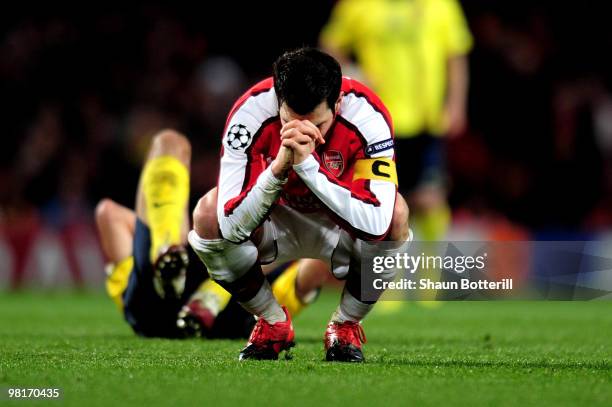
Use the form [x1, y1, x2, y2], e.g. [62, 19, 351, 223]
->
[218, 87, 282, 242]
[339, 92, 394, 159]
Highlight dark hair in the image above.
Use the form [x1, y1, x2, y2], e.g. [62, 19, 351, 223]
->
[273, 47, 342, 115]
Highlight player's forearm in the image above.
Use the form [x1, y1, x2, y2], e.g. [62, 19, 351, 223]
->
[293, 155, 394, 239]
[447, 55, 469, 112]
[218, 166, 286, 243]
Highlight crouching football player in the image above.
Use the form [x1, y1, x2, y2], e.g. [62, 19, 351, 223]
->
[95, 130, 322, 338]
[189, 48, 411, 362]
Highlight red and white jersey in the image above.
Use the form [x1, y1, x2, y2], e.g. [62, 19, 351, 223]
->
[217, 77, 397, 243]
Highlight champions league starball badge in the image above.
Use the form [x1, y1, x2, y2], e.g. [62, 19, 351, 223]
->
[226, 124, 253, 151]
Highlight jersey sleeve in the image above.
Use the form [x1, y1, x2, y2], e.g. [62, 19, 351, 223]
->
[217, 86, 284, 243]
[442, 0, 473, 56]
[293, 154, 396, 240]
[293, 94, 397, 241]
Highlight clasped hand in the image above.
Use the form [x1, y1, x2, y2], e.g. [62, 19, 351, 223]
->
[271, 120, 325, 178]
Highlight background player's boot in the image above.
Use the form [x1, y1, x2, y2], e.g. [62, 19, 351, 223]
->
[239, 306, 295, 361]
[176, 279, 232, 337]
[324, 321, 367, 362]
[176, 299, 215, 338]
[153, 245, 188, 300]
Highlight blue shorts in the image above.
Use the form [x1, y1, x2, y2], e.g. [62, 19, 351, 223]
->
[394, 133, 446, 194]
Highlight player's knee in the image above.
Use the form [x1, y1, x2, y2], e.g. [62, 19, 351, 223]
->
[390, 193, 410, 241]
[150, 129, 191, 164]
[95, 198, 118, 227]
[295, 259, 328, 300]
[193, 188, 219, 239]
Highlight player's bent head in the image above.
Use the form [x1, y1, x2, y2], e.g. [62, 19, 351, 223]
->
[274, 47, 342, 136]
[273, 47, 342, 115]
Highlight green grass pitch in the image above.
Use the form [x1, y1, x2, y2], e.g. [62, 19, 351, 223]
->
[0, 290, 610, 406]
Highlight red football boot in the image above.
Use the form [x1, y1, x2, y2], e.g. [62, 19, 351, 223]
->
[324, 320, 367, 362]
[239, 306, 295, 361]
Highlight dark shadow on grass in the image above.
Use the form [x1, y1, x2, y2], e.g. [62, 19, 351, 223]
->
[295, 336, 611, 372]
[295, 335, 473, 346]
[368, 357, 611, 371]
[294, 337, 324, 345]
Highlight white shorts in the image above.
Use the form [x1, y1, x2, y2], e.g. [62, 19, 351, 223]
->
[256, 204, 361, 279]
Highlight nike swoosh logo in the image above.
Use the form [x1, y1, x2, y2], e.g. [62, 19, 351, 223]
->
[152, 202, 173, 208]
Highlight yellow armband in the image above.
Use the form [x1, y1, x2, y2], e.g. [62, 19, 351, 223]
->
[353, 158, 398, 186]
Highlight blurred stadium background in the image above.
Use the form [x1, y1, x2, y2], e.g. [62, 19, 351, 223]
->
[1, 0, 611, 290]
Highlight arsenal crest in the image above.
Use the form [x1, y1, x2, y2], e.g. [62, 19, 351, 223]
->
[323, 150, 344, 177]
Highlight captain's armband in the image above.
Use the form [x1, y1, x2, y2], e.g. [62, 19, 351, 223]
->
[353, 158, 398, 186]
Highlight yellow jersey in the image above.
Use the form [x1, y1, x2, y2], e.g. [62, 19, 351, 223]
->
[321, 0, 473, 136]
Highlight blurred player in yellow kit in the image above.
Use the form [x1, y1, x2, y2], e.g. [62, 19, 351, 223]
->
[95, 129, 324, 338]
[321, 0, 473, 241]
